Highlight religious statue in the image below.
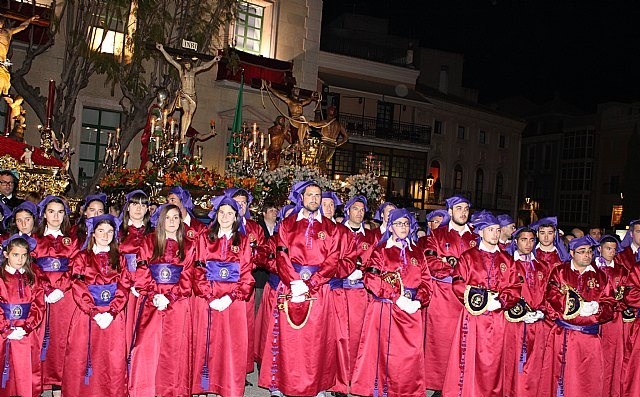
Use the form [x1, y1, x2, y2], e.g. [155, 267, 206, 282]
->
[0, 15, 39, 95]
[53, 132, 74, 176]
[155, 43, 221, 143]
[4, 95, 23, 132]
[263, 80, 320, 145]
[266, 115, 291, 170]
[20, 146, 33, 168]
[314, 106, 348, 173]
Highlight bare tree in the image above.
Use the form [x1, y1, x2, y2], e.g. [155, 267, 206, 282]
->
[9, 0, 236, 195]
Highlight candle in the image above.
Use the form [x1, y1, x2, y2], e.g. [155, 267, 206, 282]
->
[243, 147, 248, 161]
[151, 117, 156, 132]
[122, 151, 129, 167]
[163, 109, 168, 126]
[107, 131, 113, 146]
[175, 141, 180, 155]
[260, 132, 264, 148]
[263, 148, 267, 163]
[197, 145, 203, 159]
[253, 129, 257, 144]
[268, 133, 271, 147]
[252, 122, 257, 132]
[170, 118, 175, 133]
[116, 128, 121, 141]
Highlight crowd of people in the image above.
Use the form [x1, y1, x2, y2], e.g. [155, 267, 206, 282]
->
[0, 168, 639, 397]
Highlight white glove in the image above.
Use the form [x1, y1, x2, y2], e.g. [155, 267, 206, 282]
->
[534, 310, 545, 320]
[290, 294, 306, 303]
[347, 269, 363, 281]
[45, 289, 64, 304]
[290, 280, 309, 297]
[486, 293, 502, 312]
[395, 295, 420, 314]
[93, 312, 114, 329]
[579, 301, 599, 317]
[130, 287, 140, 297]
[7, 327, 26, 340]
[209, 295, 233, 312]
[152, 294, 170, 311]
[523, 311, 538, 324]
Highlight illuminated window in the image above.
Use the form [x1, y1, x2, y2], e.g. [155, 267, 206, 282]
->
[79, 107, 121, 185]
[89, 4, 134, 57]
[234, 2, 265, 54]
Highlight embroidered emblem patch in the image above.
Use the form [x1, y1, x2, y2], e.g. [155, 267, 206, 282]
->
[231, 245, 240, 253]
[411, 257, 418, 265]
[469, 240, 477, 248]
[249, 233, 256, 242]
[587, 278, 597, 289]
[11, 306, 22, 320]
[362, 243, 369, 251]
[187, 230, 195, 239]
[101, 290, 112, 302]
[219, 268, 230, 279]
[62, 237, 72, 246]
[318, 231, 326, 240]
[500, 263, 507, 272]
[159, 267, 171, 282]
[404, 290, 413, 299]
[300, 269, 312, 280]
[51, 259, 61, 270]
[537, 271, 544, 280]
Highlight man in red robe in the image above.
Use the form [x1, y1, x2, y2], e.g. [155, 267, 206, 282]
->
[531, 216, 571, 267]
[539, 235, 615, 397]
[618, 219, 640, 270]
[423, 195, 476, 395]
[258, 181, 340, 397]
[442, 210, 521, 397]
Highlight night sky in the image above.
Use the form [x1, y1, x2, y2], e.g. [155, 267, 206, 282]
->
[322, 0, 640, 111]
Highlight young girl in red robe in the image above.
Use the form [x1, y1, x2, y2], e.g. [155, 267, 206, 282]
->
[128, 204, 196, 397]
[0, 234, 44, 397]
[192, 196, 253, 397]
[62, 214, 129, 397]
[32, 195, 79, 395]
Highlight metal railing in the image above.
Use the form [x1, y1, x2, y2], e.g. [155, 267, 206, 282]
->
[339, 113, 431, 146]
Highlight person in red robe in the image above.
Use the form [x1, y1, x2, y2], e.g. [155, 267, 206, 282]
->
[258, 180, 341, 397]
[423, 195, 476, 394]
[618, 219, 640, 270]
[329, 195, 377, 397]
[502, 227, 552, 397]
[371, 202, 396, 241]
[70, 194, 107, 244]
[350, 208, 432, 397]
[118, 190, 152, 353]
[497, 214, 516, 250]
[442, 210, 521, 397]
[538, 235, 615, 397]
[620, 220, 640, 397]
[0, 234, 44, 397]
[531, 216, 571, 268]
[594, 235, 628, 397]
[128, 204, 196, 397]
[62, 214, 130, 397]
[3, 201, 38, 237]
[224, 187, 264, 375]
[32, 195, 79, 395]
[192, 196, 253, 396]
[166, 186, 206, 235]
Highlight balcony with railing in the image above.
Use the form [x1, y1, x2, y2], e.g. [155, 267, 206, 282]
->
[339, 112, 431, 146]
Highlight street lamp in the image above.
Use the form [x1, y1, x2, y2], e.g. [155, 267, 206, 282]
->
[425, 173, 435, 204]
[525, 197, 534, 224]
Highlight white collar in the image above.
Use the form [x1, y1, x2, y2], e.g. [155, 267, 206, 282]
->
[380, 224, 387, 233]
[92, 245, 110, 254]
[514, 251, 536, 262]
[632, 242, 639, 255]
[44, 227, 63, 238]
[217, 229, 233, 239]
[597, 256, 615, 268]
[571, 260, 596, 273]
[536, 243, 557, 253]
[449, 222, 471, 236]
[479, 241, 499, 253]
[296, 210, 323, 223]
[348, 223, 366, 235]
[4, 265, 25, 275]
[183, 213, 192, 226]
[385, 237, 413, 251]
[128, 219, 144, 228]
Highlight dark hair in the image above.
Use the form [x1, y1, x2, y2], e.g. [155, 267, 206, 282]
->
[514, 227, 536, 239]
[600, 235, 619, 245]
[75, 198, 106, 240]
[35, 198, 71, 236]
[6, 208, 36, 235]
[121, 192, 152, 238]
[302, 183, 321, 196]
[1, 238, 35, 285]
[152, 204, 185, 261]
[207, 204, 242, 246]
[537, 223, 556, 231]
[262, 201, 277, 212]
[88, 218, 120, 271]
[588, 226, 602, 233]
[0, 170, 18, 195]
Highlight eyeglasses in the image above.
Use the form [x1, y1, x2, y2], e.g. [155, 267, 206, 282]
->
[0, 181, 14, 186]
[574, 249, 593, 256]
[392, 221, 410, 228]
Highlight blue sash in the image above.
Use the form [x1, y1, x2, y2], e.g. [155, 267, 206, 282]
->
[432, 275, 453, 284]
[329, 277, 365, 290]
[124, 253, 137, 272]
[87, 283, 118, 306]
[292, 263, 319, 281]
[0, 303, 30, 320]
[554, 319, 600, 335]
[36, 257, 69, 272]
[267, 273, 280, 289]
[149, 263, 183, 284]
[205, 261, 240, 282]
[372, 287, 418, 303]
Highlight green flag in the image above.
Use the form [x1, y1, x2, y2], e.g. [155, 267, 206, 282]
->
[232, 72, 244, 133]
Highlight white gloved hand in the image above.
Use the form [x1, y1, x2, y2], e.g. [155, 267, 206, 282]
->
[523, 311, 538, 324]
[579, 301, 599, 317]
[6, 327, 26, 340]
[395, 295, 421, 314]
[152, 294, 170, 311]
[290, 280, 309, 297]
[45, 289, 64, 304]
[93, 312, 114, 329]
[130, 286, 140, 297]
[209, 295, 233, 312]
[347, 269, 363, 281]
[405, 299, 421, 314]
[290, 294, 306, 303]
[534, 310, 545, 320]
[486, 293, 502, 312]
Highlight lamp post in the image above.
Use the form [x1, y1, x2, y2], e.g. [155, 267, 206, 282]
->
[425, 173, 435, 204]
[525, 197, 534, 225]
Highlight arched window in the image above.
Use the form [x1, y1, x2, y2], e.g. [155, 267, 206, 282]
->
[475, 168, 484, 205]
[454, 165, 463, 191]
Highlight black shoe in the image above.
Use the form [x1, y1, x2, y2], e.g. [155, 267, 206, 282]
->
[333, 393, 348, 397]
[431, 391, 442, 397]
[245, 379, 253, 386]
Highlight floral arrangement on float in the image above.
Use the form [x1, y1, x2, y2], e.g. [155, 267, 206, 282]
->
[259, 165, 333, 205]
[344, 173, 385, 208]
